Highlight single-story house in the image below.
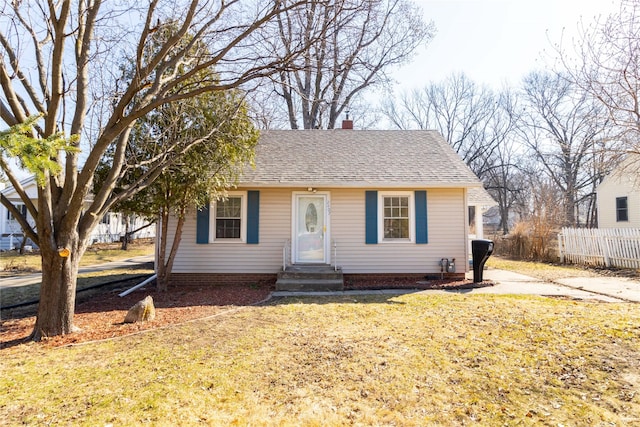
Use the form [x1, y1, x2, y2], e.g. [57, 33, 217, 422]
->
[162, 125, 486, 289]
[596, 156, 640, 228]
[0, 177, 155, 250]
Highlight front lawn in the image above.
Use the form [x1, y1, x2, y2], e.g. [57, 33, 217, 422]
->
[2, 293, 639, 426]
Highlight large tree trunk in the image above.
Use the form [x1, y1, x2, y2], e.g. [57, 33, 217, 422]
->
[564, 187, 577, 227]
[31, 235, 83, 340]
[121, 214, 131, 250]
[499, 200, 510, 235]
[30, 177, 92, 341]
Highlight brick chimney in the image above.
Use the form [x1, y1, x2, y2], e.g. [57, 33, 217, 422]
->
[341, 111, 353, 129]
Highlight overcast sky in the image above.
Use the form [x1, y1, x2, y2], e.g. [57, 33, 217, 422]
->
[392, 0, 620, 91]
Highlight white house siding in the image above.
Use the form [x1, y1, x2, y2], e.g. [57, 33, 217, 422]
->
[1, 180, 38, 236]
[597, 173, 640, 228]
[92, 213, 156, 243]
[168, 187, 469, 275]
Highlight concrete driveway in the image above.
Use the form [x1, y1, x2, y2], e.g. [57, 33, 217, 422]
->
[459, 268, 640, 303]
[555, 276, 640, 303]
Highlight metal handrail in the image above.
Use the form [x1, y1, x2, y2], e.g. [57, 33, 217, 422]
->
[282, 239, 290, 271]
[332, 239, 337, 271]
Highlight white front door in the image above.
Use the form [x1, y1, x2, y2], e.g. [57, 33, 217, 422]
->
[293, 194, 329, 263]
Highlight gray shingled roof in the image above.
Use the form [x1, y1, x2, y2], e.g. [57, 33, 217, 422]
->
[239, 130, 482, 188]
[468, 187, 497, 207]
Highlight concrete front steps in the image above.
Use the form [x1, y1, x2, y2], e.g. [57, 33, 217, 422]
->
[276, 264, 344, 291]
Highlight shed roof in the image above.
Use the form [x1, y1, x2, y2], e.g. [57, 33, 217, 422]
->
[239, 130, 482, 188]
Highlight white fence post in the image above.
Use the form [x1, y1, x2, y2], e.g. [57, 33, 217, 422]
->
[558, 230, 565, 263]
[600, 229, 611, 267]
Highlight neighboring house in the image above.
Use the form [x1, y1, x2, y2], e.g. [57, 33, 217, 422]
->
[162, 126, 486, 288]
[0, 178, 38, 250]
[0, 177, 155, 250]
[596, 156, 640, 228]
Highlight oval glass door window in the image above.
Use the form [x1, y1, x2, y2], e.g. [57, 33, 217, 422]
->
[305, 203, 318, 232]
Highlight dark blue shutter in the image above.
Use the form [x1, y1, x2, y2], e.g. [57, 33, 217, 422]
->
[415, 190, 428, 244]
[247, 190, 260, 244]
[196, 203, 210, 244]
[365, 191, 378, 244]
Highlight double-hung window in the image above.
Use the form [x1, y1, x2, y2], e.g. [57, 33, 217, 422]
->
[379, 192, 414, 242]
[616, 196, 629, 222]
[7, 204, 27, 221]
[212, 192, 247, 242]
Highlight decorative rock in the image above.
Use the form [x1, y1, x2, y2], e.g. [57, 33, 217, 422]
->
[124, 295, 156, 323]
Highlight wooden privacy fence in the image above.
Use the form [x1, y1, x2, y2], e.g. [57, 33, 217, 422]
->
[558, 228, 640, 269]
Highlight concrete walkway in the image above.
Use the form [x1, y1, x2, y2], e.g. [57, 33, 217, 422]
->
[0, 255, 154, 289]
[471, 269, 637, 302]
[273, 268, 640, 303]
[555, 276, 640, 303]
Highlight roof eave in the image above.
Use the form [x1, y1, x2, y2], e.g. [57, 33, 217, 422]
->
[237, 181, 483, 188]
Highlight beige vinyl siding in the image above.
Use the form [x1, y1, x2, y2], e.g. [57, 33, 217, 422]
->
[168, 189, 291, 274]
[331, 188, 467, 274]
[166, 187, 469, 274]
[597, 173, 640, 228]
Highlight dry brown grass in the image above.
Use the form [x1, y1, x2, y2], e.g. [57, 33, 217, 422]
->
[2, 293, 639, 426]
[487, 256, 640, 283]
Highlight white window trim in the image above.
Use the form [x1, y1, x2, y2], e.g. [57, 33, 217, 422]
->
[209, 191, 247, 243]
[378, 191, 415, 243]
[616, 196, 629, 222]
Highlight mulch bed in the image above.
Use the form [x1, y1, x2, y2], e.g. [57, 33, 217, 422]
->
[1, 277, 490, 349]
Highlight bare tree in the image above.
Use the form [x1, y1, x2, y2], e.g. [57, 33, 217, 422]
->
[381, 73, 506, 175]
[481, 89, 526, 234]
[561, 0, 640, 154]
[509, 174, 565, 260]
[516, 71, 610, 227]
[251, 0, 434, 129]
[0, 0, 317, 340]
[381, 74, 526, 231]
